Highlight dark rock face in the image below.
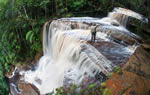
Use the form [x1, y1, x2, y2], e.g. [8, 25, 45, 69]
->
[105, 46, 150, 95]
[88, 41, 130, 65]
[18, 80, 40, 95]
[8, 53, 41, 95]
[9, 68, 40, 95]
[123, 47, 150, 78]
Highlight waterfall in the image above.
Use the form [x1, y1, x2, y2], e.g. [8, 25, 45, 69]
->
[23, 8, 147, 94]
[101, 7, 148, 27]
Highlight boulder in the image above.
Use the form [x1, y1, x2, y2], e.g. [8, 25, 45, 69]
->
[105, 46, 150, 95]
[105, 71, 150, 95]
[123, 46, 150, 78]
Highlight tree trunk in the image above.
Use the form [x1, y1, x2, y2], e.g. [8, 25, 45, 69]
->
[112, 0, 115, 7]
[55, 0, 59, 17]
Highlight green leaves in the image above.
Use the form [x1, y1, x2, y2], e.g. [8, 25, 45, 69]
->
[72, 0, 85, 10]
[100, 82, 106, 87]
[88, 83, 97, 89]
[114, 66, 121, 74]
[0, 64, 10, 95]
[40, 0, 50, 8]
[29, 33, 34, 43]
[73, 1, 82, 7]
[26, 30, 32, 41]
[26, 30, 34, 43]
[101, 0, 106, 4]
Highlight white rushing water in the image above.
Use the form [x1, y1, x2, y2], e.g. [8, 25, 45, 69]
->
[23, 8, 146, 94]
[24, 22, 114, 94]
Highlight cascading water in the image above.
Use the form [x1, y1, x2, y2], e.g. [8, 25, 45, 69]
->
[23, 20, 114, 94]
[20, 7, 147, 94]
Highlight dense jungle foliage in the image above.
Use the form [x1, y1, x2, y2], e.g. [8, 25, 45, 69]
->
[0, 0, 150, 94]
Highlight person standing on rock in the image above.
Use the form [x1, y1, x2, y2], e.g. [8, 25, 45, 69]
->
[90, 24, 98, 42]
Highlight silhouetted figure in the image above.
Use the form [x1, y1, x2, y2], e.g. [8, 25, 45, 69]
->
[90, 25, 97, 42]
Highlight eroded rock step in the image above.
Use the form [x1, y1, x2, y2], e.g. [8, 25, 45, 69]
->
[89, 41, 132, 66]
[80, 43, 115, 76]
